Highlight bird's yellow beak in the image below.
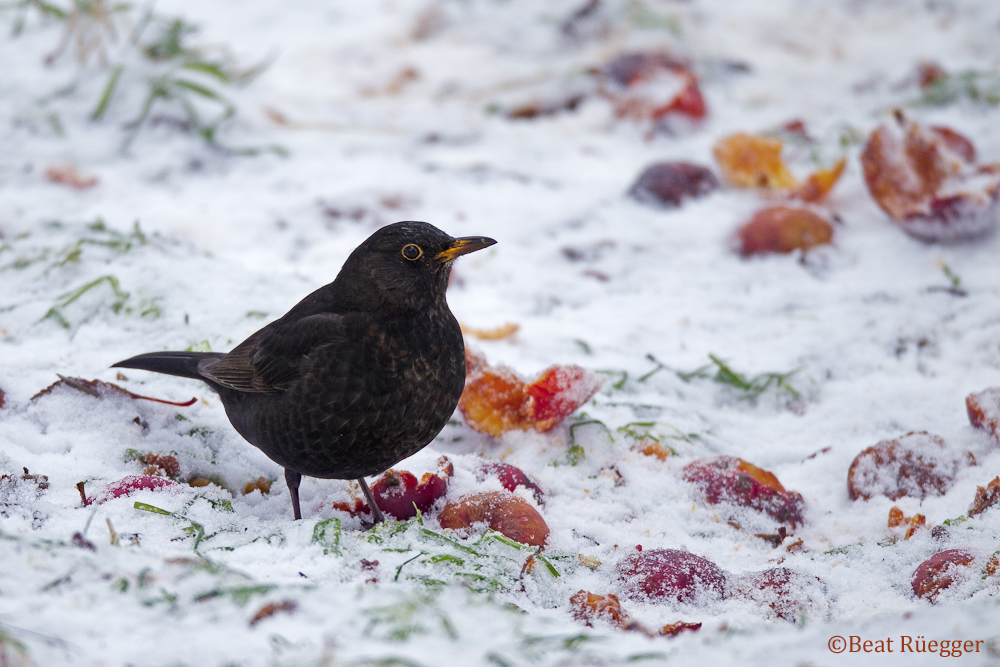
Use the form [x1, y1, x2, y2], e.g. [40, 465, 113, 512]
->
[436, 236, 497, 263]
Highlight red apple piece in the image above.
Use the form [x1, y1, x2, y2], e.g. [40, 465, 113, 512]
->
[616, 548, 728, 603]
[847, 431, 970, 501]
[683, 456, 805, 527]
[911, 549, 976, 601]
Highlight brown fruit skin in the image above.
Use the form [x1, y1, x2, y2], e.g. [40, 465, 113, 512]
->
[568, 590, 702, 638]
[628, 162, 719, 208]
[438, 491, 549, 546]
[140, 453, 180, 479]
[737, 207, 833, 256]
[570, 590, 629, 628]
[969, 477, 1000, 518]
[615, 548, 728, 603]
[634, 440, 673, 461]
[244, 476, 272, 495]
[847, 432, 966, 501]
[735, 568, 828, 622]
[860, 121, 1000, 242]
[683, 456, 805, 527]
[862, 124, 943, 222]
[966, 388, 1000, 446]
[911, 549, 976, 602]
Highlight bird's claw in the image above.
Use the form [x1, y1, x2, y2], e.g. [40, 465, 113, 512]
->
[360, 515, 384, 531]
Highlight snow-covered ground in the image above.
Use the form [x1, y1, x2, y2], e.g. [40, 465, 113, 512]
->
[1, 1, 999, 665]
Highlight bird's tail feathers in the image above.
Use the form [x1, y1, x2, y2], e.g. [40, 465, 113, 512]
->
[112, 351, 223, 380]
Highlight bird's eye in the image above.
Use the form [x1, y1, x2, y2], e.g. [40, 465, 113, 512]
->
[401, 244, 422, 261]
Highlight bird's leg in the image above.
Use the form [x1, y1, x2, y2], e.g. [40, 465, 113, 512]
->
[357, 477, 386, 524]
[285, 468, 302, 521]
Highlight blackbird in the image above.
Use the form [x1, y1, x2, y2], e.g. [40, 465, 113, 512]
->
[113, 221, 495, 522]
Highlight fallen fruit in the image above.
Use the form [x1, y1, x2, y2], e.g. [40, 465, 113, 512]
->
[860, 117, 1000, 241]
[126, 451, 181, 479]
[683, 456, 805, 527]
[569, 590, 702, 638]
[969, 477, 1000, 518]
[459, 349, 603, 437]
[570, 590, 628, 627]
[0, 470, 50, 503]
[848, 432, 970, 501]
[658, 621, 703, 638]
[89, 475, 178, 505]
[633, 440, 674, 461]
[737, 206, 834, 256]
[333, 456, 453, 520]
[713, 132, 846, 201]
[369, 468, 448, 520]
[599, 51, 707, 125]
[438, 491, 549, 545]
[604, 52, 687, 87]
[966, 387, 1000, 445]
[911, 549, 976, 601]
[791, 158, 847, 203]
[713, 133, 797, 189]
[144, 454, 180, 478]
[735, 568, 828, 622]
[477, 461, 544, 503]
[528, 365, 602, 427]
[244, 477, 272, 495]
[628, 162, 719, 209]
[888, 506, 927, 540]
[616, 548, 728, 603]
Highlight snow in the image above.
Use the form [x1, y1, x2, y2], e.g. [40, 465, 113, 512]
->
[1, 0, 1000, 665]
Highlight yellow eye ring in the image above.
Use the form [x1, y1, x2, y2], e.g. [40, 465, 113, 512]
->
[401, 244, 423, 261]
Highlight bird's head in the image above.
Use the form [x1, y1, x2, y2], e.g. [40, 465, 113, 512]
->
[334, 221, 496, 311]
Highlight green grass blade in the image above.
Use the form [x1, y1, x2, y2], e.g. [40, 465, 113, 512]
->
[92, 65, 124, 120]
[134, 501, 172, 515]
[419, 528, 481, 556]
[180, 60, 230, 82]
[311, 517, 342, 555]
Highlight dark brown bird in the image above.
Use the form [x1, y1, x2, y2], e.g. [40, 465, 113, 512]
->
[113, 221, 495, 522]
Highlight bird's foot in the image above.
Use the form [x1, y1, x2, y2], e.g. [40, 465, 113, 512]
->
[285, 468, 303, 521]
[356, 477, 386, 525]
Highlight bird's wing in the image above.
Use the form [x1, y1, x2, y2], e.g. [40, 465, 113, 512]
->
[198, 313, 348, 393]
